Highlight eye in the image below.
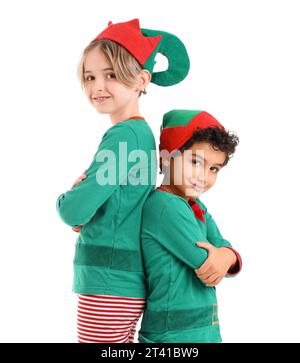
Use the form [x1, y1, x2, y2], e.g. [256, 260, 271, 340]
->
[210, 166, 220, 173]
[192, 159, 202, 166]
[85, 75, 95, 82]
[106, 73, 116, 80]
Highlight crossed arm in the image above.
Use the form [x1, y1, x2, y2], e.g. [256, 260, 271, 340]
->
[193, 205, 242, 286]
[68, 175, 242, 287]
[156, 198, 242, 287]
[194, 242, 240, 287]
[56, 124, 137, 228]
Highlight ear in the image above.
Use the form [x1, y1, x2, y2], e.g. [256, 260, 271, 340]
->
[137, 70, 151, 91]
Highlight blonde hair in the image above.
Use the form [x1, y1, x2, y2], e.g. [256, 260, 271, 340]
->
[78, 39, 147, 94]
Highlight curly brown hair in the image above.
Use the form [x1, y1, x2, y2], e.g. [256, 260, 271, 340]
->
[179, 126, 239, 166]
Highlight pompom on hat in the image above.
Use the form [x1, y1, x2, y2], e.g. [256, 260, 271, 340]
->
[93, 19, 190, 87]
[159, 110, 225, 154]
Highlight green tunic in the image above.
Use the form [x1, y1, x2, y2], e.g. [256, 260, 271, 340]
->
[139, 189, 240, 342]
[56, 118, 157, 298]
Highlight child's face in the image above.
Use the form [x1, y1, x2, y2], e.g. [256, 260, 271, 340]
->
[83, 47, 140, 120]
[164, 141, 227, 199]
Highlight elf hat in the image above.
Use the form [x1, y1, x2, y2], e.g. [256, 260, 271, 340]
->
[93, 18, 190, 87]
[159, 110, 225, 154]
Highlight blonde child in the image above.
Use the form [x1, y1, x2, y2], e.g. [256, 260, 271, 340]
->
[56, 19, 190, 343]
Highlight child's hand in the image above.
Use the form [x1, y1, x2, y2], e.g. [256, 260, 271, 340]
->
[71, 172, 87, 189]
[194, 242, 237, 287]
[70, 171, 87, 232]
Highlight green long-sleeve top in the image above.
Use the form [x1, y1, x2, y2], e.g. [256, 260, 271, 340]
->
[56, 118, 157, 298]
[138, 188, 242, 343]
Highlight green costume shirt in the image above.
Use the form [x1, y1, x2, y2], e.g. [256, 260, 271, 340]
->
[139, 189, 241, 343]
[56, 118, 157, 298]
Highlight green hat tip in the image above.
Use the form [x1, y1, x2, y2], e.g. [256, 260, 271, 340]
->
[141, 29, 190, 87]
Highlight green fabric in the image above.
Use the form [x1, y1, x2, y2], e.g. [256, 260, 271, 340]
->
[73, 244, 144, 271]
[141, 306, 214, 331]
[139, 189, 234, 342]
[141, 28, 190, 87]
[56, 119, 157, 298]
[139, 325, 222, 343]
[162, 109, 204, 129]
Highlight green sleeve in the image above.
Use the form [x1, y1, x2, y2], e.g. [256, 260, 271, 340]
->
[198, 201, 232, 248]
[158, 198, 209, 269]
[199, 200, 242, 276]
[56, 124, 138, 227]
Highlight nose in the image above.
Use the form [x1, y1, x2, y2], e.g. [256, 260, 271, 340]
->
[93, 76, 105, 92]
[196, 166, 208, 186]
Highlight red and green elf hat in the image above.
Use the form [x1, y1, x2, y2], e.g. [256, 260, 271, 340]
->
[159, 109, 225, 153]
[93, 18, 190, 87]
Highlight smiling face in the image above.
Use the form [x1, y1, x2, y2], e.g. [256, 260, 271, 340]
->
[83, 47, 143, 123]
[162, 141, 227, 200]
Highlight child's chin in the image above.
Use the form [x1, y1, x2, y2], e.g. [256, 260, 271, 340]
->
[184, 187, 201, 198]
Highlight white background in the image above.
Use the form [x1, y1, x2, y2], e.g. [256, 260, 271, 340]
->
[0, 0, 299, 343]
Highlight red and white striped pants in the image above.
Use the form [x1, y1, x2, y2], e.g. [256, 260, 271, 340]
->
[77, 294, 146, 343]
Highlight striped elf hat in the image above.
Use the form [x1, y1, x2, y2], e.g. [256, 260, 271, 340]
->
[159, 110, 225, 153]
[93, 18, 190, 87]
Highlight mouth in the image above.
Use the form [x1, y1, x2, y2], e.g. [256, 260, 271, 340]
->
[93, 96, 111, 104]
[192, 183, 205, 193]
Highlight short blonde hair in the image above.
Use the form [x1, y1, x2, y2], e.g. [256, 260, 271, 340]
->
[78, 39, 146, 92]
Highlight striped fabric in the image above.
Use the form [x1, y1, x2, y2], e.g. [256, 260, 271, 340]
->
[77, 294, 146, 343]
